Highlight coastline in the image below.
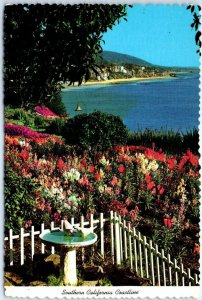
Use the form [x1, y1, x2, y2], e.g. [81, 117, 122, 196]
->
[63, 75, 172, 88]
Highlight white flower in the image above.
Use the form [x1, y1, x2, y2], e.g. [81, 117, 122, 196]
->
[100, 156, 110, 166]
[63, 168, 80, 182]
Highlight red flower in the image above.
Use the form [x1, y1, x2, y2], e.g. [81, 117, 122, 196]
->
[19, 149, 29, 160]
[57, 158, 64, 170]
[13, 138, 19, 146]
[94, 173, 101, 181]
[81, 159, 87, 167]
[163, 218, 172, 229]
[147, 181, 155, 190]
[145, 174, 151, 183]
[89, 165, 95, 173]
[159, 187, 164, 195]
[118, 164, 125, 173]
[53, 212, 60, 221]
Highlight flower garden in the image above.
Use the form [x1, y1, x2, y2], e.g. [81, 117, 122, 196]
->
[4, 105, 200, 285]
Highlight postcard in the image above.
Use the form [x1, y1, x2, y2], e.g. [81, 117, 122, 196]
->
[3, 0, 201, 298]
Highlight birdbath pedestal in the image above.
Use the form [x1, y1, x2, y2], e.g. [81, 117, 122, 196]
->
[39, 230, 97, 286]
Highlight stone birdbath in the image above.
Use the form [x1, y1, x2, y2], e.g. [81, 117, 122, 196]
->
[39, 229, 97, 286]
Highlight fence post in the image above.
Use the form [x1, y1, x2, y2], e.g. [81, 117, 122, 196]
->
[100, 213, 104, 258]
[110, 211, 115, 264]
[20, 228, 24, 265]
[114, 212, 121, 266]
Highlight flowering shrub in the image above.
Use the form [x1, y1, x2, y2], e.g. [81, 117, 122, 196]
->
[5, 123, 63, 143]
[35, 105, 59, 118]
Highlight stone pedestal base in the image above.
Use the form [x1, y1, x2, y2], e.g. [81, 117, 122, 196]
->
[60, 248, 77, 286]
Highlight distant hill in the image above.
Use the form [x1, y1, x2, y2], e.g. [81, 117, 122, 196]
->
[97, 50, 152, 66]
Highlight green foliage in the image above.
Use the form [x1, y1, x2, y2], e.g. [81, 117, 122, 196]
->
[47, 274, 63, 286]
[46, 92, 67, 116]
[187, 5, 201, 55]
[127, 128, 199, 155]
[34, 114, 49, 128]
[4, 165, 36, 233]
[62, 111, 129, 151]
[5, 107, 34, 127]
[4, 4, 128, 107]
[98, 277, 113, 286]
[46, 118, 67, 135]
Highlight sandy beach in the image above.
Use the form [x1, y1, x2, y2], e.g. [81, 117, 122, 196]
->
[63, 75, 171, 88]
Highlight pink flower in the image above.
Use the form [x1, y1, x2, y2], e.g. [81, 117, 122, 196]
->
[110, 176, 118, 187]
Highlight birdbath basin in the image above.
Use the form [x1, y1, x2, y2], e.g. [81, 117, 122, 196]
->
[39, 229, 97, 286]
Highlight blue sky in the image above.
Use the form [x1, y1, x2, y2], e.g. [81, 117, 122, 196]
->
[102, 5, 200, 67]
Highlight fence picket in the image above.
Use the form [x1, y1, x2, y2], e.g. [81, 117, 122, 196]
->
[155, 244, 161, 286]
[194, 273, 199, 285]
[20, 228, 24, 265]
[143, 236, 149, 279]
[119, 216, 123, 262]
[50, 222, 55, 254]
[133, 228, 138, 274]
[180, 262, 185, 286]
[174, 259, 179, 286]
[138, 232, 143, 277]
[128, 223, 133, 270]
[41, 223, 45, 254]
[123, 219, 128, 261]
[110, 211, 115, 264]
[90, 214, 95, 263]
[9, 229, 13, 266]
[114, 212, 121, 265]
[31, 226, 35, 260]
[187, 268, 192, 286]
[80, 215, 85, 264]
[100, 213, 104, 258]
[149, 240, 155, 285]
[167, 253, 172, 285]
[161, 249, 166, 286]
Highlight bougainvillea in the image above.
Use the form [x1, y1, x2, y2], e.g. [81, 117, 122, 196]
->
[35, 105, 59, 118]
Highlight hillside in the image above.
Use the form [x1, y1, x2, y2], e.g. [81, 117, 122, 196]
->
[97, 50, 152, 66]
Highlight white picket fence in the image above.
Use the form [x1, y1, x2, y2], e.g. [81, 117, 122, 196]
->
[4, 211, 199, 286]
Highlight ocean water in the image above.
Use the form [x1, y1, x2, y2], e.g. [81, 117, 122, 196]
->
[61, 72, 200, 133]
